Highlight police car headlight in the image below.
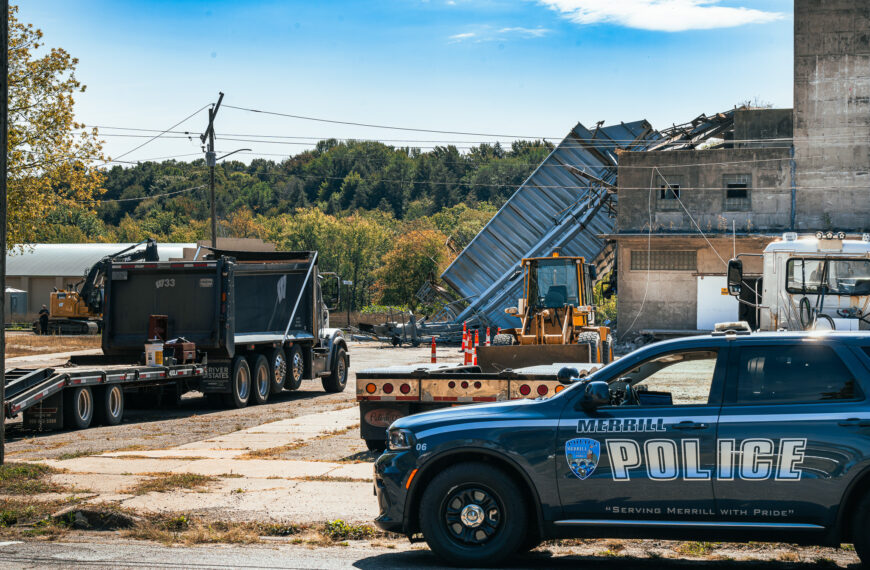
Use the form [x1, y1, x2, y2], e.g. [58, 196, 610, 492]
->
[388, 428, 414, 451]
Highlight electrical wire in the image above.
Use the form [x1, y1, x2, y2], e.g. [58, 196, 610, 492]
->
[106, 104, 210, 163]
[77, 184, 207, 205]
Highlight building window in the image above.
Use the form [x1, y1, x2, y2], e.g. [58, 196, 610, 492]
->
[657, 176, 683, 211]
[723, 174, 751, 211]
[630, 250, 697, 271]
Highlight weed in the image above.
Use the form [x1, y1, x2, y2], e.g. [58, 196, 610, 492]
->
[676, 541, 719, 557]
[841, 543, 856, 551]
[0, 462, 62, 494]
[230, 488, 245, 494]
[56, 450, 95, 460]
[777, 551, 800, 562]
[323, 519, 376, 541]
[260, 522, 301, 537]
[125, 473, 217, 495]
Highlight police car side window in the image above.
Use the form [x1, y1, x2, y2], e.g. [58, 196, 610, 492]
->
[612, 350, 718, 407]
[736, 345, 860, 404]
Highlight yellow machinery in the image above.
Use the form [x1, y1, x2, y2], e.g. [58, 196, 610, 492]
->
[480, 252, 611, 368]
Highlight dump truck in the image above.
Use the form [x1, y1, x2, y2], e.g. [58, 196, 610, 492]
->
[726, 232, 870, 331]
[5, 249, 349, 431]
[486, 252, 612, 367]
[33, 239, 159, 335]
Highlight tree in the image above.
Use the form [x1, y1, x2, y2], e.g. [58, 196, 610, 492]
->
[373, 229, 449, 310]
[7, 5, 105, 248]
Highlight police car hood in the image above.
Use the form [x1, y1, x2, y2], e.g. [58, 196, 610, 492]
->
[391, 399, 539, 431]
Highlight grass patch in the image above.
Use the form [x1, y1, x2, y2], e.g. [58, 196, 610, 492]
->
[125, 473, 217, 495]
[0, 497, 77, 538]
[0, 462, 63, 494]
[6, 334, 101, 358]
[123, 516, 304, 545]
[237, 442, 306, 460]
[56, 450, 96, 461]
[676, 541, 719, 557]
[322, 519, 377, 541]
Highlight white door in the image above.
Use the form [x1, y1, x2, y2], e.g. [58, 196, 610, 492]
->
[696, 275, 738, 330]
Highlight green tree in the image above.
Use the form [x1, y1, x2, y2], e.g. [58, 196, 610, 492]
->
[7, 5, 104, 248]
[373, 229, 449, 310]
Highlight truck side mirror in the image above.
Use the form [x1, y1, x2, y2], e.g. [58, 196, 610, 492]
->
[320, 272, 341, 311]
[579, 381, 610, 410]
[727, 259, 743, 296]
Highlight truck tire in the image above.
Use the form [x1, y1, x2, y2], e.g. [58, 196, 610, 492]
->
[322, 347, 348, 393]
[63, 386, 94, 430]
[286, 345, 304, 391]
[250, 354, 271, 405]
[269, 346, 288, 394]
[223, 356, 251, 409]
[419, 462, 527, 567]
[491, 333, 516, 346]
[366, 439, 387, 452]
[94, 385, 124, 426]
[577, 332, 601, 363]
[601, 334, 614, 365]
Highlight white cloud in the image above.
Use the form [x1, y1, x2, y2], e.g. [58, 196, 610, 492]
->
[449, 26, 551, 43]
[498, 26, 551, 38]
[538, 0, 783, 32]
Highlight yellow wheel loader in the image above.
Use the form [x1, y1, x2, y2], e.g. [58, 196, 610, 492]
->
[477, 252, 612, 371]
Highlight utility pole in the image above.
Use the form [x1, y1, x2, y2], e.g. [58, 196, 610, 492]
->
[200, 92, 224, 249]
[1, 0, 9, 465]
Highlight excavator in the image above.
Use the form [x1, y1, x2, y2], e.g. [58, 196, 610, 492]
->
[34, 239, 159, 335]
[479, 251, 612, 369]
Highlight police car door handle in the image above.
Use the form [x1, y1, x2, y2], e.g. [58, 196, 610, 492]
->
[672, 421, 708, 430]
[838, 418, 870, 427]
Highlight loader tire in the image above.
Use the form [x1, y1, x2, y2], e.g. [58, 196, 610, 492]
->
[601, 334, 613, 365]
[491, 333, 516, 346]
[577, 332, 601, 363]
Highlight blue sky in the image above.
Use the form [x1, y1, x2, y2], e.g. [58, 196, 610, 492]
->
[19, 1, 794, 164]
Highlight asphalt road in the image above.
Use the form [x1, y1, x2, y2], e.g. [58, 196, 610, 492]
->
[0, 540, 860, 569]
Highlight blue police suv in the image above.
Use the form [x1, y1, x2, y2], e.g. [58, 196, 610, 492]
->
[373, 330, 870, 566]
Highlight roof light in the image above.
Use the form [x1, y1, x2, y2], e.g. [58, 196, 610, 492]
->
[782, 232, 798, 241]
[863, 234, 870, 243]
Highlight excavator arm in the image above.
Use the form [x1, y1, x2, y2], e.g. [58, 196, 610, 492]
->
[79, 239, 158, 314]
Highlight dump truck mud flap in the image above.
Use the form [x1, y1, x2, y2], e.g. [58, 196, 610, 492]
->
[200, 360, 232, 393]
[477, 344, 592, 372]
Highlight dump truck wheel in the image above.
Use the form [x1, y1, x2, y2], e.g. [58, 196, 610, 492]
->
[322, 347, 348, 393]
[491, 334, 516, 346]
[601, 335, 614, 365]
[577, 332, 601, 363]
[63, 386, 94, 430]
[223, 356, 251, 409]
[269, 346, 288, 394]
[94, 385, 124, 426]
[250, 354, 271, 405]
[286, 345, 304, 391]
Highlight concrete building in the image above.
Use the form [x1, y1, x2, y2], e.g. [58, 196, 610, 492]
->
[611, 0, 869, 337]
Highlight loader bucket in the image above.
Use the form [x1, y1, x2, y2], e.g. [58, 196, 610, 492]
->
[477, 344, 592, 373]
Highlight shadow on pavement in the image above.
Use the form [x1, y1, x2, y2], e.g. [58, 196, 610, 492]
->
[353, 550, 861, 569]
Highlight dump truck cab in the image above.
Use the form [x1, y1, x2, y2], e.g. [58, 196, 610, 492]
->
[498, 252, 611, 363]
[728, 232, 870, 331]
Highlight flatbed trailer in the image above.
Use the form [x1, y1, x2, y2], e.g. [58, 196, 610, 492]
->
[4, 361, 206, 430]
[356, 361, 602, 451]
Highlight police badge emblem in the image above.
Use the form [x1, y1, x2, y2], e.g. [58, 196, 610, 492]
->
[566, 438, 600, 480]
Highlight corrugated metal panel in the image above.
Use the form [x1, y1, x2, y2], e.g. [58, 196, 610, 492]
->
[6, 243, 196, 277]
[442, 120, 660, 328]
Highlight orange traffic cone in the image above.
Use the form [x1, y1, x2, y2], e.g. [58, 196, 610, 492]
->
[485, 327, 491, 347]
[473, 330, 479, 366]
[431, 336, 437, 363]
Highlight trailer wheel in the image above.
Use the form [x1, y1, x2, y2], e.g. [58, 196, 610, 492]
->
[322, 347, 348, 393]
[286, 345, 304, 391]
[95, 385, 124, 426]
[269, 346, 288, 394]
[250, 354, 271, 405]
[577, 332, 601, 363]
[223, 356, 251, 408]
[63, 386, 94, 430]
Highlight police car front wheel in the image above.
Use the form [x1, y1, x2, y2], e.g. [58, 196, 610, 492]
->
[419, 462, 527, 567]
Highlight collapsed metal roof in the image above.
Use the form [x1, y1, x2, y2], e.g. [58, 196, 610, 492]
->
[440, 111, 738, 329]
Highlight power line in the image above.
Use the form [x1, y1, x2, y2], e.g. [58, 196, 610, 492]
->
[77, 184, 207, 205]
[106, 104, 210, 163]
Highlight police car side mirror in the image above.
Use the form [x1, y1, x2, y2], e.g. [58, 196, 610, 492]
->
[579, 381, 610, 411]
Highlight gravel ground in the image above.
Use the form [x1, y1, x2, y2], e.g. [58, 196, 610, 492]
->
[4, 341, 435, 461]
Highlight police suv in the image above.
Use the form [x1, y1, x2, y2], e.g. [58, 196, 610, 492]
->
[373, 330, 870, 566]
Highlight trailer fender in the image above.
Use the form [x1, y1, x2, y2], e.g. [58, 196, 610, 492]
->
[320, 328, 349, 372]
